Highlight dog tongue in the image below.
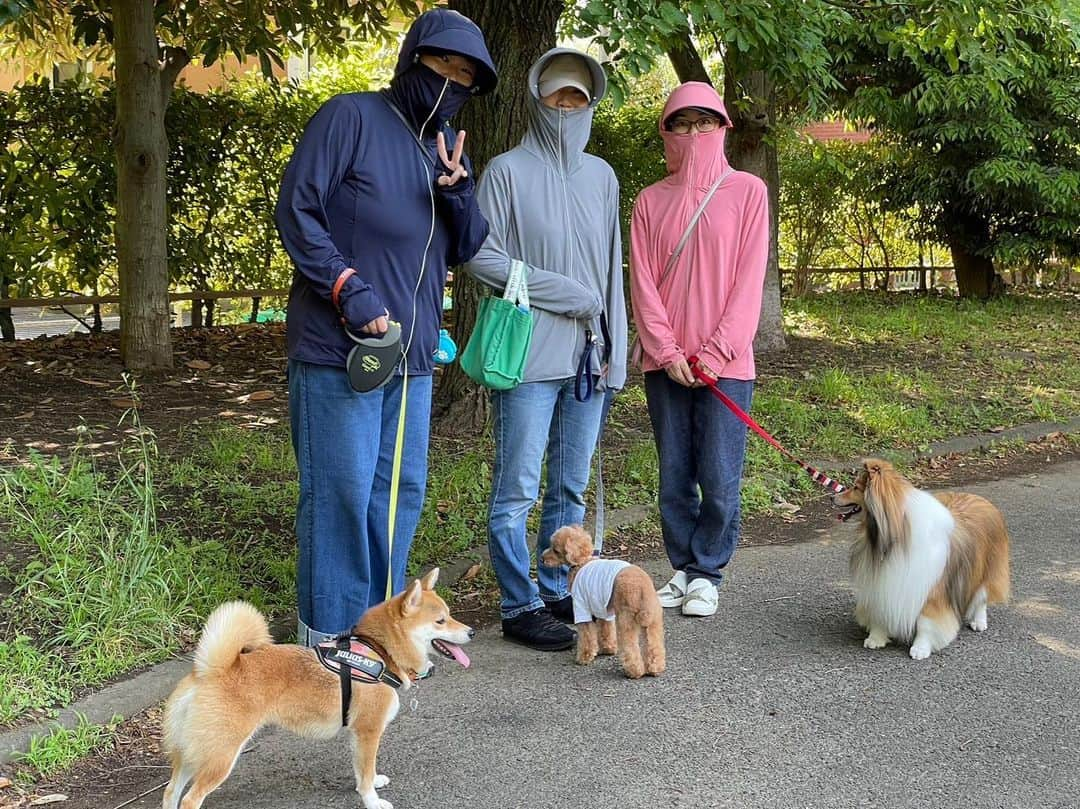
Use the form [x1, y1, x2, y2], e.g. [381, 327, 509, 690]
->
[443, 642, 470, 668]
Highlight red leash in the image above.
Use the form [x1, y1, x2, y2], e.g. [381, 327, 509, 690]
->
[687, 356, 848, 495]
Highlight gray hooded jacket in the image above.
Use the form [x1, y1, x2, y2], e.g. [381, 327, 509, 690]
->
[466, 48, 628, 390]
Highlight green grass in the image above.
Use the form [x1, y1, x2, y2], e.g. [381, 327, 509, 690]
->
[12, 714, 121, 782]
[761, 292, 1079, 458]
[412, 436, 493, 574]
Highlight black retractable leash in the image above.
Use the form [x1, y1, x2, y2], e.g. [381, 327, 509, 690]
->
[345, 321, 403, 393]
[330, 267, 403, 394]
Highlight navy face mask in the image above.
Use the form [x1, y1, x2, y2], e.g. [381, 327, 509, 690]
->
[387, 63, 473, 136]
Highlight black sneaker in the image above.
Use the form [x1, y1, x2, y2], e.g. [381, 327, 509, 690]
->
[546, 595, 575, 624]
[502, 608, 575, 651]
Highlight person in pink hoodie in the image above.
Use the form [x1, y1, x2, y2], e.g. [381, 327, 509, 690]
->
[630, 82, 769, 617]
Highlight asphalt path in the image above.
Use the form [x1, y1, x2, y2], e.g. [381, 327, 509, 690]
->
[112, 462, 1080, 809]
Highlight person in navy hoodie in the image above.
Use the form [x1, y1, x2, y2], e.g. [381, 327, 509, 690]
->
[276, 9, 497, 647]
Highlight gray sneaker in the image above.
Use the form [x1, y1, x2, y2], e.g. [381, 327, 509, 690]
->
[681, 578, 719, 617]
[656, 570, 689, 608]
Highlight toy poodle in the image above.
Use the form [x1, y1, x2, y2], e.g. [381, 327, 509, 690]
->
[541, 525, 665, 678]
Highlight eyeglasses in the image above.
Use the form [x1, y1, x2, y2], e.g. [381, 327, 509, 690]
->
[668, 116, 723, 134]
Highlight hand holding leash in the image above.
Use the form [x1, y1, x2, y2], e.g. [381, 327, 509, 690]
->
[436, 130, 468, 187]
[359, 312, 389, 335]
[665, 356, 696, 387]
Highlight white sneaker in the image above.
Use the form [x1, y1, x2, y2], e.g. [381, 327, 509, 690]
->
[656, 570, 689, 608]
[681, 578, 718, 617]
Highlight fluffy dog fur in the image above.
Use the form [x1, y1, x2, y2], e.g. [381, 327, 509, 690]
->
[541, 525, 665, 678]
[161, 568, 472, 809]
[835, 459, 1011, 660]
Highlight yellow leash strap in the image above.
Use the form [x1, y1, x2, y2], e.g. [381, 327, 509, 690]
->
[385, 370, 408, 601]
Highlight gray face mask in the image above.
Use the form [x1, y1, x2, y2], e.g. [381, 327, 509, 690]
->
[524, 100, 595, 170]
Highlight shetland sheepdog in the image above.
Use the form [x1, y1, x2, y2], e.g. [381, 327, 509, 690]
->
[834, 459, 1010, 660]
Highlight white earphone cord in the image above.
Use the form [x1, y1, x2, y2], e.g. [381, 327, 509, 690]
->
[400, 76, 450, 372]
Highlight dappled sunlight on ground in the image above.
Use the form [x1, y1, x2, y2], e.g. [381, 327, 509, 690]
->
[1033, 634, 1080, 661]
[1041, 562, 1080, 586]
[1014, 597, 1067, 619]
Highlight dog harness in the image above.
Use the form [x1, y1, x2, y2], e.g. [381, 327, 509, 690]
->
[315, 635, 406, 726]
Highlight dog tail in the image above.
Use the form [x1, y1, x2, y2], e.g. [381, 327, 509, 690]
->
[193, 601, 272, 678]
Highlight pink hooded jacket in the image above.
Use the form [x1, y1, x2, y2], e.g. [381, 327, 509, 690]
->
[629, 82, 769, 380]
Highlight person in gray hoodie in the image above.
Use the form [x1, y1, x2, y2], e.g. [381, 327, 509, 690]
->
[467, 48, 628, 651]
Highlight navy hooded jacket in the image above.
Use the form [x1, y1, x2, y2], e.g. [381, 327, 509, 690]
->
[275, 10, 497, 374]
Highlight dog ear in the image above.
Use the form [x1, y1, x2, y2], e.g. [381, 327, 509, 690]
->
[565, 533, 595, 567]
[400, 580, 423, 615]
[420, 567, 439, 590]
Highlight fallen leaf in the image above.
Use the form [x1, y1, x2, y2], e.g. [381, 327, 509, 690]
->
[75, 378, 110, 387]
[988, 425, 1006, 433]
[14, 411, 34, 419]
[234, 390, 274, 404]
[0, 776, 12, 788]
[109, 398, 139, 409]
[30, 795, 69, 805]
[185, 359, 212, 371]
[461, 563, 482, 581]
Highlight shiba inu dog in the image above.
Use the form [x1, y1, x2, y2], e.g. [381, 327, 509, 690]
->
[162, 568, 471, 809]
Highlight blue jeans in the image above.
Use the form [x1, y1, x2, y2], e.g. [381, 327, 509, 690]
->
[289, 359, 432, 636]
[489, 379, 606, 618]
[643, 371, 753, 585]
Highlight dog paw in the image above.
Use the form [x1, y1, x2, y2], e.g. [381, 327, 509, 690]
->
[909, 642, 931, 660]
[969, 615, 988, 632]
[374, 774, 390, 789]
[361, 796, 393, 809]
[598, 646, 617, 656]
[863, 632, 889, 649]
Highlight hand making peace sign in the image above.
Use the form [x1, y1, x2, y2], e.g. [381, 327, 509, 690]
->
[436, 130, 468, 187]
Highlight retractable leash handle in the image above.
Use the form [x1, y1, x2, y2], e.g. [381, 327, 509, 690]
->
[331, 268, 404, 393]
[345, 321, 403, 393]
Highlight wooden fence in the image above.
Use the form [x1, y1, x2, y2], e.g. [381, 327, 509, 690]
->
[778, 266, 954, 292]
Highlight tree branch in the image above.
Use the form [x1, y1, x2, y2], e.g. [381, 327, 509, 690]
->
[159, 44, 190, 110]
[665, 28, 711, 85]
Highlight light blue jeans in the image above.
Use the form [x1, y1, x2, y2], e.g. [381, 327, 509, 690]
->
[289, 359, 432, 637]
[488, 379, 606, 618]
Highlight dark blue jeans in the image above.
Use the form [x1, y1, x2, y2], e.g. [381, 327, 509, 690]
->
[289, 359, 432, 636]
[643, 371, 753, 585]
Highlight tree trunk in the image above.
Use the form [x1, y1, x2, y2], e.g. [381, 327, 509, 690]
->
[0, 274, 13, 342]
[722, 62, 785, 354]
[113, 0, 172, 368]
[436, 0, 563, 434]
[949, 239, 999, 299]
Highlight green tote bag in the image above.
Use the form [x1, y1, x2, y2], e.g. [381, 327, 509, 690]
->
[461, 260, 533, 390]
